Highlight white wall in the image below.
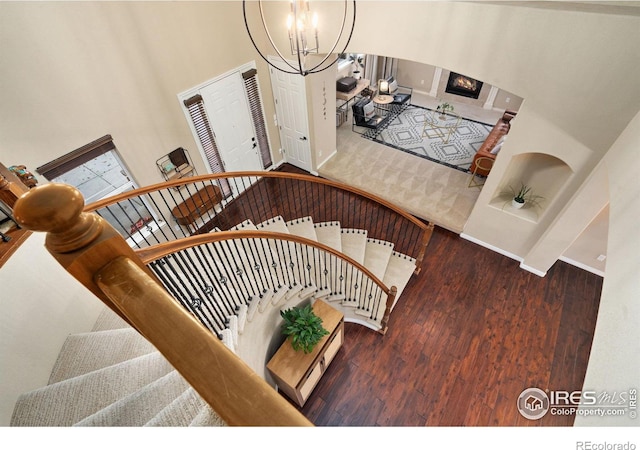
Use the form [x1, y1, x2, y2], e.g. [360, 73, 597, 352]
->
[0, 233, 104, 425]
[0, 1, 283, 188]
[0, 1, 638, 426]
[575, 110, 640, 426]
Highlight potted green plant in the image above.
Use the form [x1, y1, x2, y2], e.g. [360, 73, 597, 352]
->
[505, 183, 544, 210]
[436, 102, 454, 119]
[280, 304, 329, 354]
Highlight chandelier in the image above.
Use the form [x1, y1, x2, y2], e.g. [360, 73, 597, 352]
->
[243, 1, 357, 76]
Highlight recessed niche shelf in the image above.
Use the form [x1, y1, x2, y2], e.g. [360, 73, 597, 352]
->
[490, 152, 573, 223]
[489, 194, 541, 223]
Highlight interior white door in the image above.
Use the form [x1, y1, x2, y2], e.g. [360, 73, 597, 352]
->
[268, 57, 312, 172]
[200, 73, 263, 173]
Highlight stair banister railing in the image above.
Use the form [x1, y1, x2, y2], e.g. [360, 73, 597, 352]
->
[12, 183, 312, 426]
[135, 229, 397, 333]
[84, 171, 434, 274]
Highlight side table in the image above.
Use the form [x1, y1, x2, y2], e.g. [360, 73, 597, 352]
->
[422, 110, 461, 144]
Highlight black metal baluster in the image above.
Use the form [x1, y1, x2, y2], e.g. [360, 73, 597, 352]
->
[203, 241, 245, 310]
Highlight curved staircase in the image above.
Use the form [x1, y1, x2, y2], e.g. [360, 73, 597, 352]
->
[10, 215, 416, 426]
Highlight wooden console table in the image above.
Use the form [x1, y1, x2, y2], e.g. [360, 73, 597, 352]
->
[171, 184, 223, 227]
[267, 300, 344, 407]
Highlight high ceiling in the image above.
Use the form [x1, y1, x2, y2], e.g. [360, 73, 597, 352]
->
[480, 1, 640, 16]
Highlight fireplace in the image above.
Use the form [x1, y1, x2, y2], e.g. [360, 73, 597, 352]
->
[445, 72, 483, 99]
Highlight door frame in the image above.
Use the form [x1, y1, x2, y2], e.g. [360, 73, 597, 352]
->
[177, 61, 275, 175]
[267, 55, 313, 173]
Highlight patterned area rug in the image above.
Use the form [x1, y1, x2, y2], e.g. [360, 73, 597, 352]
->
[369, 105, 493, 173]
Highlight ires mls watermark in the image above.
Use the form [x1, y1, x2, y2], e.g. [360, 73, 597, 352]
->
[517, 387, 638, 420]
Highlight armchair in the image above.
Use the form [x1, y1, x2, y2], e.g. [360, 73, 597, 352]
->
[352, 96, 388, 136]
[378, 76, 412, 112]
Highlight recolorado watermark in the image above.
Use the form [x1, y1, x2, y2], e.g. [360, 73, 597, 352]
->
[576, 442, 636, 450]
[517, 387, 637, 420]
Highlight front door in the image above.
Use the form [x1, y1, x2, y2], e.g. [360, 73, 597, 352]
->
[200, 73, 263, 173]
[268, 57, 313, 172]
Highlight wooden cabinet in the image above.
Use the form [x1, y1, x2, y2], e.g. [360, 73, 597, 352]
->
[267, 300, 344, 407]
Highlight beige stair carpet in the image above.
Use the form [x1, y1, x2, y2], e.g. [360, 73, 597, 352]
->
[314, 221, 343, 252]
[92, 306, 131, 331]
[74, 369, 190, 426]
[363, 238, 395, 281]
[285, 216, 318, 241]
[11, 352, 174, 426]
[144, 387, 212, 427]
[48, 328, 157, 384]
[340, 229, 368, 265]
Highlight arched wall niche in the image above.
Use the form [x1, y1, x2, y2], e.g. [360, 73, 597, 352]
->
[489, 152, 573, 223]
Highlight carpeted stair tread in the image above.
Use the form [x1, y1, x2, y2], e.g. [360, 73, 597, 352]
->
[257, 216, 290, 234]
[363, 238, 395, 281]
[190, 404, 227, 426]
[145, 387, 208, 427]
[313, 221, 342, 252]
[92, 306, 131, 331]
[230, 219, 257, 230]
[382, 252, 417, 311]
[74, 369, 191, 426]
[340, 229, 368, 264]
[285, 216, 317, 241]
[10, 352, 174, 426]
[48, 328, 157, 384]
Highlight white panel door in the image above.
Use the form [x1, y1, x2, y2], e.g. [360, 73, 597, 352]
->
[268, 57, 312, 172]
[200, 73, 263, 173]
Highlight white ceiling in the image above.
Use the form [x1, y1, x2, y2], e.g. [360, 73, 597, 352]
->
[477, 1, 640, 16]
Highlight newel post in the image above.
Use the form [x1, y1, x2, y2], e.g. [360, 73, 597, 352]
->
[12, 183, 154, 327]
[414, 222, 435, 274]
[379, 286, 397, 335]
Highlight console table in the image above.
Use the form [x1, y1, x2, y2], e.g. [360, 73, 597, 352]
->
[267, 300, 344, 407]
[336, 79, 370, 127]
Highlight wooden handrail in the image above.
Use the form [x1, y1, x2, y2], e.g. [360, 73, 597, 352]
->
[83, 170, 433, 274]
[84, 171, 430, 233]
[96, 256, 312, 426]
[12, 183, 313, 426]
[136, 229, 391, 295]
[137, 228, 395, 334]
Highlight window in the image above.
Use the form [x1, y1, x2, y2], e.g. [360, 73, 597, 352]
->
[181, 65, 272, 188]
[183, 95, 232, 197]
[36, 135, 159, 239]
[242, 68, 273, 169]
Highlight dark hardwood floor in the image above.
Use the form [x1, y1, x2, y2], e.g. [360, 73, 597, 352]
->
[270, 164, 603, 427]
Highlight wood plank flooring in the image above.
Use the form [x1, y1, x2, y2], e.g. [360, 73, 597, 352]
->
[271, 164, 603, 427]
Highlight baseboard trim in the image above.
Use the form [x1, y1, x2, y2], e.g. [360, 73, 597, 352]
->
[460, 233, 547, 277]
[317, 149, 338, 170]
[460, 233, 522, 261]
[519, 263, 547, 278]
[559, 256, 605, 278]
